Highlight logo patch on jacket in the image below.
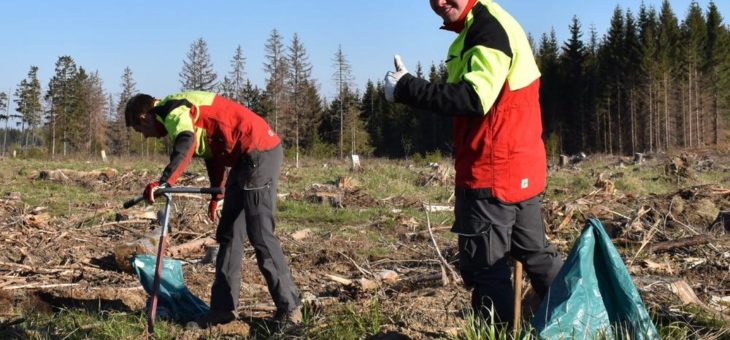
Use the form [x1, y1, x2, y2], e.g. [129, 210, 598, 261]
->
[521, 178, 529, 189]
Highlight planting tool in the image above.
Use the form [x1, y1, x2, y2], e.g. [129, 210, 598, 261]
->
[513, 259, 523, 338]
[124, 186, 223, 334]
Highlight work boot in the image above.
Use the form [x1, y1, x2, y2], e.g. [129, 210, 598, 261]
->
[271, 305, 303, 332]
[185, 310, 237, 330]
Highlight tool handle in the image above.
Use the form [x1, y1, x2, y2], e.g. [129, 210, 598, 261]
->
[123, 187, 224, 208]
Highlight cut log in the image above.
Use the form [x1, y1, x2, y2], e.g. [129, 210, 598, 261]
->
[669, 280, 703, 305]
[168, 237, 217, 258]
[115, 209, 157, 221]
[37, 168, 118, 182]
[650, 234, 710, 253]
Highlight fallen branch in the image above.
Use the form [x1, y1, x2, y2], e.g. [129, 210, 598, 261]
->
[326, 274, 353, 285]
[168, 237, 216, 258]
[667, 213, 721, 252]
[2, 283, 80, 290]
[337, 251, 372, 278]
[650, 234, 711, 254]
[423, 202, 460, 285]
[89, 219, 153, 230]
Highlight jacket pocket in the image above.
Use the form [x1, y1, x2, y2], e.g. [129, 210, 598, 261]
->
[238, 151, 272, 190]
[452, 218, 491, 237]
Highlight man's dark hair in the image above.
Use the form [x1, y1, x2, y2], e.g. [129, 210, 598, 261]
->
[124, 93, 156, 127]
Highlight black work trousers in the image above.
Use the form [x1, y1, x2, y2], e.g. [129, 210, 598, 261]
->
[453, 188, 563, 324]
[210, 145, 300, 314]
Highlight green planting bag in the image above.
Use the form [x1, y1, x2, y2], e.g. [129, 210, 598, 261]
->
[131, 255, 209, 323]
[531, 219, 659, 339]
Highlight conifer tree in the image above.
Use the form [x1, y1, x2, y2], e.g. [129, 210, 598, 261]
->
[705, 1, 730, 144]
[82, 71, 107, 154]
[263, 29, 288, 134]
[241, 80, 266, 115]
[679, 2, 707, 147]
[601, 6, 627, 154]
[113, 67, 136, 155]
[560, 16, 586, 153]
[286, 33, 314, 167]
[180, 37, 218, 91]
[657, 0, 681, 149]
[536, 29, 562, 155]
[220, 45, 247, 103]
[332, 45, 354, 158]
[638, 3, 661, 152]
[0, 91, 8, 155]
[624, 9, 643, 154]
[45, 56, 78, 158]
[14, 66, 42, 147]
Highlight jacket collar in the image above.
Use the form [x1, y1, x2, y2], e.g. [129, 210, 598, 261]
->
[440, 0, 479, 33]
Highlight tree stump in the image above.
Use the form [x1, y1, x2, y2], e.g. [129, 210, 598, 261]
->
[559, 155, 570, 167]
[712, 211, 730, 233]
[633, 152, 644, 164]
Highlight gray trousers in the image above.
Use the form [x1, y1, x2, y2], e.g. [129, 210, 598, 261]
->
[453, 188, 563, 324]
[210, 145, 300, 314]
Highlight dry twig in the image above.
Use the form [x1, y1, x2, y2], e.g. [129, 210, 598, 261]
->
[423, 202, 460, 285]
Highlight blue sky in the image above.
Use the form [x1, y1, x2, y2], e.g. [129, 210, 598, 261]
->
[0, 0, 722, 109]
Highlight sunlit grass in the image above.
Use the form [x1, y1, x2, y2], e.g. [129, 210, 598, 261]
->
[4, 309, 177, 339]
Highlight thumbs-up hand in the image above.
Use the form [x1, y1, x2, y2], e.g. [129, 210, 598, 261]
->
[384, 54, 409, 102]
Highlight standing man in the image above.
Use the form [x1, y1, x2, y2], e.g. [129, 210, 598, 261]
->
[384, 0, 563, 324]
[125, 91, 302, 329]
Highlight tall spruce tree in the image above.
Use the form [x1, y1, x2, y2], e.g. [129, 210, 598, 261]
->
[332, 45, 355, 158]
[657, 0, 681, 149]
[286, 33, 314, 167]
[113, 67, 136, 155]
[263, 29, 288, 134]
[536, 29, 562, 156]
[679, 2, 707, 147]
[584, 25, 603, 153]
[220, 45, 247, 103]
[180, 37, 218, 91]
[638, 4, 661, 152]
[83, 71, 107, 155]
[45, 56, 78, 158]
[14, 66, 43, 147]
[560, 16, 586, 153]
[0, 91, 8, 155]
[361, 80, 382, 154]
[705, 1, 730, 144]
[241, 80, 266, 115]
[624, 9, 643, 154]
[600, 6, 627, 154]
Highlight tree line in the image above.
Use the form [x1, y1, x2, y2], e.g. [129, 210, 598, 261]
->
[1, 1, 728, 161]
[539, 1, 729, 160]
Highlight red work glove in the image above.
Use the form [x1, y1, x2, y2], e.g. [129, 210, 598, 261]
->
[143, 181, 165, 204]
[208, 194, 223, 222]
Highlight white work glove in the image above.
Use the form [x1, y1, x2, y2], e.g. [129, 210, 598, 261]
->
[384, 54, 409, 102]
